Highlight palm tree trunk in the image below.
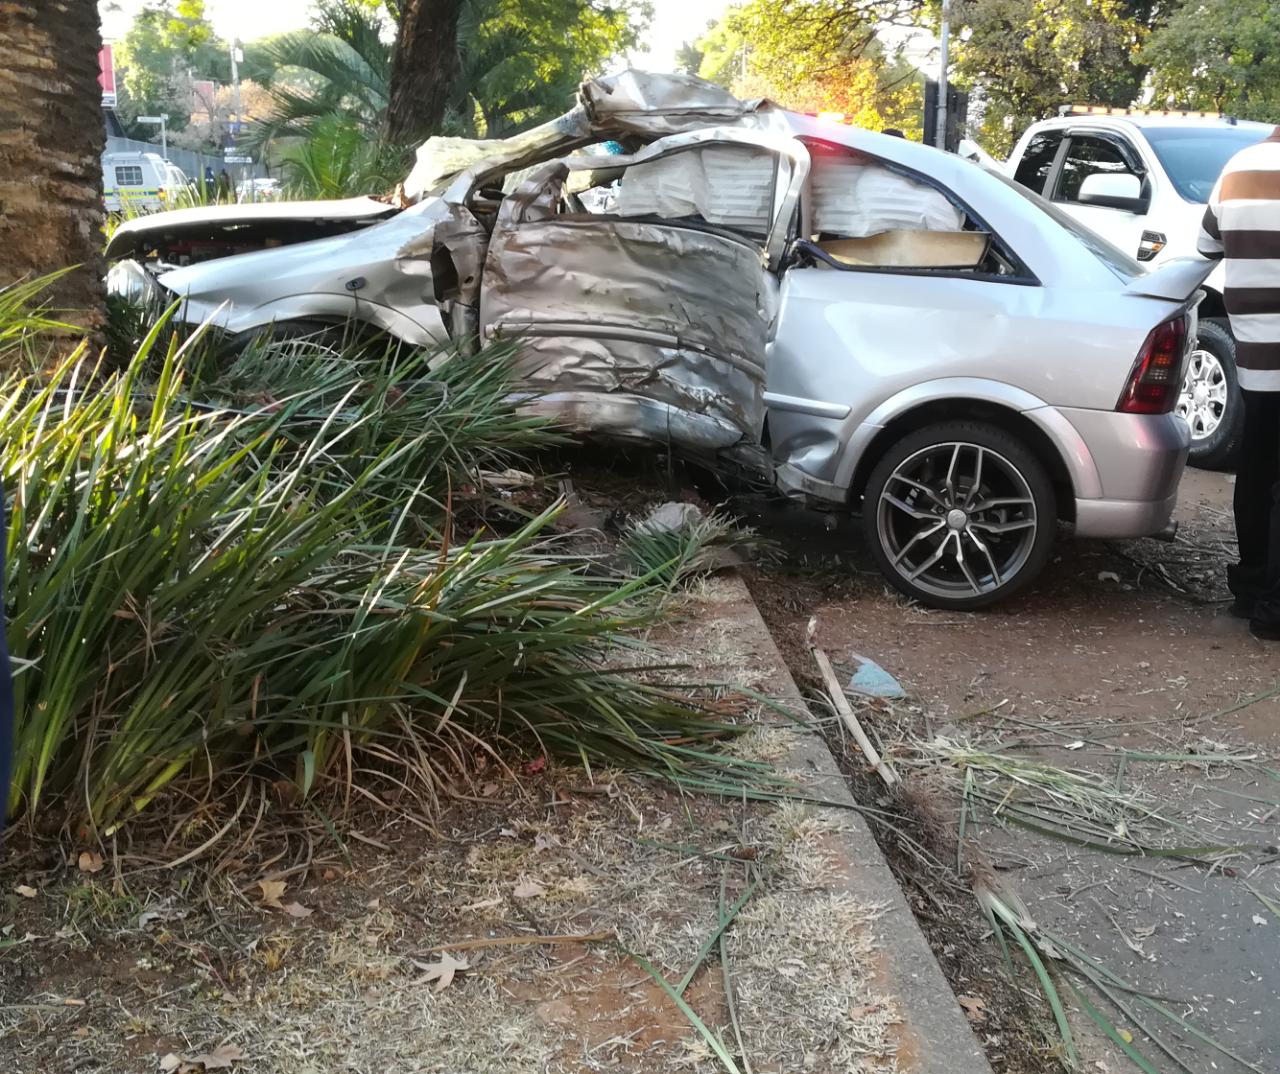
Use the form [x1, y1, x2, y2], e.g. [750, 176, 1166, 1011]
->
[0, 0, 106, 331]
[385, 0, 465, 144]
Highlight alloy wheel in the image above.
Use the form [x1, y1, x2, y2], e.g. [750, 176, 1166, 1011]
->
[1175, 348, 1227, 441]
[875, 441, 1039, 601]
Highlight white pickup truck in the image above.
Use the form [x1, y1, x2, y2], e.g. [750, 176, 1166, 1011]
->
[1002, 108, 1273, 467]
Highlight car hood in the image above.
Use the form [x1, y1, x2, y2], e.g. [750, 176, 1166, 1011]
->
[104, 196, 399, 260]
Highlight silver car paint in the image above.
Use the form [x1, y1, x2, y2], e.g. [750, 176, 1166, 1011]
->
[108, 72, 1213, 540]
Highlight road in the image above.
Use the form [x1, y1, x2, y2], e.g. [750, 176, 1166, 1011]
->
[741, 466, 1280, 1074]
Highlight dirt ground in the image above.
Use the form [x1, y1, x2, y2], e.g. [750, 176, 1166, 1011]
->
[742, 466, 1280, 1074]
[0, 570, 903, 1074]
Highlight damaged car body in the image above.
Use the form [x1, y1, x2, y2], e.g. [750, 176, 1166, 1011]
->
[106, 71, 1211, 610]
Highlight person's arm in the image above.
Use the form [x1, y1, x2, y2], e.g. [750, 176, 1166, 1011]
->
[1198, 175, 1225, 261]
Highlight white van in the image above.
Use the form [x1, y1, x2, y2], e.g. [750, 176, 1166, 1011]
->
[103, 152, 189, 214]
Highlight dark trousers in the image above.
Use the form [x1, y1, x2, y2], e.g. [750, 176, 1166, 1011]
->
[1229, 389, 1280, 625]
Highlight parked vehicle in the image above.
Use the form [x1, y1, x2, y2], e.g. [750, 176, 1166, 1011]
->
[1004, 107, 1272, 468]
[106, 72, 1209, 609]
[102, 151, 188, 214]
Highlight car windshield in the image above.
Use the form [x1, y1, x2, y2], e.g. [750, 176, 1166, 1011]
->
[1144, 126, 1271, 202]
[990, 169, 1143, 281]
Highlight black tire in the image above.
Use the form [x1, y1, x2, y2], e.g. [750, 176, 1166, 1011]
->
[1181, 318, 1241, 471]
[861, 421, 1057, 611]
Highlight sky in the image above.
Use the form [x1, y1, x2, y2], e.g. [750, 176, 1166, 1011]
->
[98, 0, 732, 70]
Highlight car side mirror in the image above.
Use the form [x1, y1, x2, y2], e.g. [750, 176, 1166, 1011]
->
[1078, 172, 1148, 213]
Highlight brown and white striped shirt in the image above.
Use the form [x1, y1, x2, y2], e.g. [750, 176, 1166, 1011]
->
[1198, 127, 1280, 391]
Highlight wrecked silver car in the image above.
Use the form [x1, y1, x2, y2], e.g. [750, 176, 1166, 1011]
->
[106, 71, 1210, 609]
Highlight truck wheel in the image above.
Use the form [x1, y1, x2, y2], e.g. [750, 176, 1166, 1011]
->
[862, 422, 1057, 610]
[1178, 318, 1241, 470]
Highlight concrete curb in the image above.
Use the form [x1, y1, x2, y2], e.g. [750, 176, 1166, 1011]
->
[722, 572, 994, 1074]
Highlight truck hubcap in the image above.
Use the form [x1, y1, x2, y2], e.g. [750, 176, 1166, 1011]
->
[1175, 349, 1227, 441]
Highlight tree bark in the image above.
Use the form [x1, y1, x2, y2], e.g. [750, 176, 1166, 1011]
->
[0, 0, 107, 334]
[385, 0, 465, 145]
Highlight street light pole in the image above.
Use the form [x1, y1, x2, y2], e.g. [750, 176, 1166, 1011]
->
[935, 0, 951, 151]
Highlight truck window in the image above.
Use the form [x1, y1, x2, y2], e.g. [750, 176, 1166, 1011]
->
[1012, 132, 1063, 195]
[115, 165, 144, 186]
[1054, 135, 1136, 203]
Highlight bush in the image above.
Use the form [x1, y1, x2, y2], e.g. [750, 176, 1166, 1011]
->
[2, 292, 759, 832]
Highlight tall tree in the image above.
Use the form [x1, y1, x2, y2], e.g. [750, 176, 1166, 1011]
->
[385, 0, 466, 143]
[0, 0, 106, 325]
[953, 0, 1149, 155]
[1142, 0, 1280, 118]
[696, 0, 924, 136]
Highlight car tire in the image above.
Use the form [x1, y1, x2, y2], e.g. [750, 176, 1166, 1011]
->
[861, 421, 1057, 611]
[1179, 318, 1241, 471]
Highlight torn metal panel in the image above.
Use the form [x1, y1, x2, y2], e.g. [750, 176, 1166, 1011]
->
[809, 151, 964, 237]
[578, 70, 772, 137]
[480, 163, 774, 446]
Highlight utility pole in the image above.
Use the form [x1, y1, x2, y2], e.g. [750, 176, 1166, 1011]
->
[935, 0, 951, 151]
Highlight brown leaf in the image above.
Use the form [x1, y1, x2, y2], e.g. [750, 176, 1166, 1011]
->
[186, 1043, 247, 1070]
[78, 851, 105, 874]
[957, 994, 987, 1021]
[512, 879, 545, 900]
[413, 952, 469, 991]
[281, 901, 313, 919]
[15, 884, 37, 899]
[257, 879, 286, 909]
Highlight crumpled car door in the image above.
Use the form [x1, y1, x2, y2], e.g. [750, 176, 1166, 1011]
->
[477, 128, 809, 454]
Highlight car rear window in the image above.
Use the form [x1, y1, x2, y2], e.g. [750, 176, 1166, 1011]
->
[991, 169, 1142, 281]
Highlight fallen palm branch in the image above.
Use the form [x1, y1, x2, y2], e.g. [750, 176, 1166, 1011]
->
[978, 882, 1266, 1074]
[913, 738, 1268, 864]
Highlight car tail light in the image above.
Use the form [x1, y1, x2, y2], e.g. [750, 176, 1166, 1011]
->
[1117, 315, 1188, 414]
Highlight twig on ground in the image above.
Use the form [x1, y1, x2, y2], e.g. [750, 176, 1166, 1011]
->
[806, 618, 897, 788]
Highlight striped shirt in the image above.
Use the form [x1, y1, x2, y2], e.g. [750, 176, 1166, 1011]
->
[1198, 128, 1280, 391]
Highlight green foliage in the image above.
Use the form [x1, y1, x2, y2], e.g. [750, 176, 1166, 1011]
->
[115, 0, 230, 137]
[696, 0, 924, 137]
[277, 114, 412, 197]
[953, 0, 1150, 156]
[1143, 0, 1280, 118]
[1, 283, 757, 832]
[250, 0, 392, 146]
[455, 0, 650, 138]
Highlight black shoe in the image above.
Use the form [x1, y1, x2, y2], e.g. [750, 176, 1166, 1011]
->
[1230, 597, 1256, 620]
[1249, 619, 1280, 641]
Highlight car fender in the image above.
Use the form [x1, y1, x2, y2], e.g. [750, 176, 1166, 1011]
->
[834, 377, 1103, 500]
[175, 291, 447, 348]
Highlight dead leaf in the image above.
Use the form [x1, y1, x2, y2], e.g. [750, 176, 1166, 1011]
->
[957, 994, 988, 1021]
[413, 951, 470, 991]
[181, 1043, 247, 1070]
[282, 901, 313, 919]
[533, 832, 560, 853]
[159, 1055, 183, 1073]
[257, 879, 286, 909]
[512, 879, 545, 900]
[15, 885, 37, 899]
[481, 781, 500, 797]
[78, 851, 105, 874]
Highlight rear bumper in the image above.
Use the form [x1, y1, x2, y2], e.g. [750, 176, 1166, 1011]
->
[1062, 408, 1189, 538]
[1074, 491, 1179, 538]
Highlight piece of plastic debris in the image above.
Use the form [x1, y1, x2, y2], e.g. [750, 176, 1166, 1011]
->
[634, 501, 704, 535]
[846, 653, 906, 699]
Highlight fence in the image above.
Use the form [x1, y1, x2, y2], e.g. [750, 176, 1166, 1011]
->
[104, 136, 268, 182]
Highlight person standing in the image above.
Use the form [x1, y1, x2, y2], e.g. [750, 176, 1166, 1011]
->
[1199, 128, 1280, 640]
